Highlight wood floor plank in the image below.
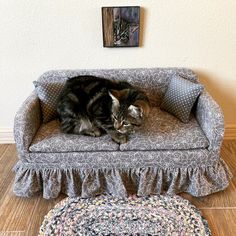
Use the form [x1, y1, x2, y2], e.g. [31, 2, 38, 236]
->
[201, 209, 236, 236]
[0, 146, 18, 203]
[26, 194, 66, 236]
[0, 232, 25, 236]
[221, 140, 236, 175]
[0, 145, 9, 161]
[0, 145, 38, 232]
[0, 182, 39, 231]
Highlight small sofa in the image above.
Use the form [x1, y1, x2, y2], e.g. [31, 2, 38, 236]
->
[13, 68, 232, 199]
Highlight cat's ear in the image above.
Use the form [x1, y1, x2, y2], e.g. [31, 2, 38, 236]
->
[134, 100, 150, 118]
[109, 90, 120, 107]
[128, 105, 142, 119]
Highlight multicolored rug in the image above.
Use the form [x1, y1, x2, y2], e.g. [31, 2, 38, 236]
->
[39, 195, 211, 235]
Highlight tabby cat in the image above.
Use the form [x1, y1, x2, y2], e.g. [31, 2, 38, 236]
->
[57, 76, 150, 144]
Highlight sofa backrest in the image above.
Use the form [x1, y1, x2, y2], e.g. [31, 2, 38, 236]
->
[37, 68, 198, 107]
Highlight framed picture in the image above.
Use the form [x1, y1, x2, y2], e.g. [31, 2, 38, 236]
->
[102, 6, 140, 47]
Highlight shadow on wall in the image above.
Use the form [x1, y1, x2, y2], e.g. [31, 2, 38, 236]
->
[196, 69, 236, 124]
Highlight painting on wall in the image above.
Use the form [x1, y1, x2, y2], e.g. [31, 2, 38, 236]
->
[102, 6, 140, 47]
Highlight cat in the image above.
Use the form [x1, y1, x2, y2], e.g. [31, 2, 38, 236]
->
[57, 75, 150, 144]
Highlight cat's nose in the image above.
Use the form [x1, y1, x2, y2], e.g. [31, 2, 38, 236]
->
[114, 121, 122, 130]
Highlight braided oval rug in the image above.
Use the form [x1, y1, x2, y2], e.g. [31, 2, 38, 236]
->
[39, 195, 211, 236]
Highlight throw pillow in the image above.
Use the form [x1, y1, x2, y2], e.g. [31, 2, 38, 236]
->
[33, 81, 65, 123]
[160, 75, 204, 123]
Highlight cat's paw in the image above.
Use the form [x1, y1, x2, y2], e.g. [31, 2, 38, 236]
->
[93, 128, 102, 137]
[83, 128, 102, 137]
[112, 134, 128, 144]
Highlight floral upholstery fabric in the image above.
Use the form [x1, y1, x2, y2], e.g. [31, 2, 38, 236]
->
[120, 107, 209, 151]
[29, 107, 208, 153]
[13, 159, 232, 199]
[26, 149, 215, 167]
[29, 120, 119, 152]
[13, 68, 232, 199]
[37, 68, 199, 107]
[14, 92, 42, 157]
[196, 91, 224, 151]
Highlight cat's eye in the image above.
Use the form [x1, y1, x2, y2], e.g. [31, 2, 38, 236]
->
[123, 121, 130, 126]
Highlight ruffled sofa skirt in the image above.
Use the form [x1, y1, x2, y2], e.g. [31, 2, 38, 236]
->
[13, 158, 232, 199]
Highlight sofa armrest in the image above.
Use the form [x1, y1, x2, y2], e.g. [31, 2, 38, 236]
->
[195, 91, 224, 152]
[14, 91, 42, 156]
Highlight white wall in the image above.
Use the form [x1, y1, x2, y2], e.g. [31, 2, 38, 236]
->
[1, 0, 236, 132]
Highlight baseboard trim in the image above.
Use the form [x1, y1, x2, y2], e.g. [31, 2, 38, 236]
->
[224, 124, 236, 140]
[0, 124, 235, 144]
[0, 128, 14, 144]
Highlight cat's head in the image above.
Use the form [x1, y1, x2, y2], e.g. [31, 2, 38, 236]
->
[109, 89, 150, 134]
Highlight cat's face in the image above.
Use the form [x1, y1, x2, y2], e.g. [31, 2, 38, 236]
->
[109, 89, 148, 134]
[111, 104, 143, 134]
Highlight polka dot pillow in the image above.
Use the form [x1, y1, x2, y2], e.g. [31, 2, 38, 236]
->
[33, 81, 65, 123]
[160, 75, 204, 123]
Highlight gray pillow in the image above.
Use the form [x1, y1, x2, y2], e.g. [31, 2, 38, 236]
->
[33, 81, 65, 123]
[160, 75, 204, 123]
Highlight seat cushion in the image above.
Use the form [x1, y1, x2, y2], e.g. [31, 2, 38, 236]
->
[30, 108, 209, 153]
[120, 107, 209, 151]
[29, 120, 119, 152]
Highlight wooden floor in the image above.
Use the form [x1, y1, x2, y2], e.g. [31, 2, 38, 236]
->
[0, 141, 235, 236]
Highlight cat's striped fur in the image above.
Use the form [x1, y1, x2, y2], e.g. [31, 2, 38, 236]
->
[57, 75, 150, 144]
